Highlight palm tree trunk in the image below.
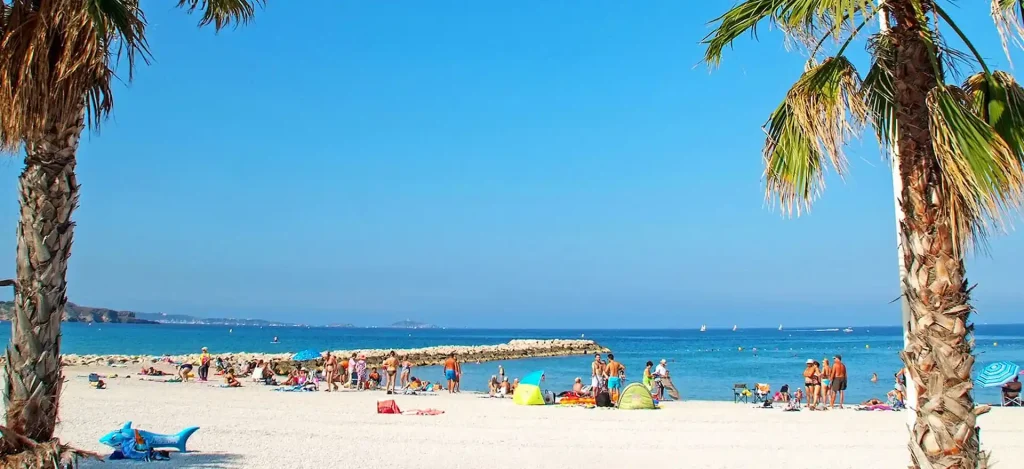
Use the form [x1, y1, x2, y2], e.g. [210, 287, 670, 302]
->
[888, 2, 985, 468]
[2, 112, 82, 445]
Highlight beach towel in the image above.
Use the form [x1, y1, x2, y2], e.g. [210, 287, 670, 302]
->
[856, 404, 896, 411]
[402, 409, 444, 416]
[273, 385, 314, 392]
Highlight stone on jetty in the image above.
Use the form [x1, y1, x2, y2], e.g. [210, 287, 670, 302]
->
[55, 339, 610, 371]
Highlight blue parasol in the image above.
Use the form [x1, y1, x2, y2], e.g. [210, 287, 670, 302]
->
[291, 349, 322, 362]
[975, 361, 1021, 387]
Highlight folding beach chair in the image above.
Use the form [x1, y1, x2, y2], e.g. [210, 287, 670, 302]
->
[1002, 391, 1022, 407]
[733, 383, 750, 403]
[754, 383, 770, 403]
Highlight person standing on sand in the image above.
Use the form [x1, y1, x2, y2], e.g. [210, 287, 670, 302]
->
[830, 355, 848, 409]
[454, 354, 462, 393]
[198, 347, 212, 382]
[605, 353, 625, 394]
[589, 354, 603, 397]
[400, 358, 413, 388]
[803, 359, 820, 410]
[384, 351, 399, 394]
[324, 352, 339, 392]
[820, 358, 833, 411]
[443, 353, 458, 394]
[348, 353, 358, 388]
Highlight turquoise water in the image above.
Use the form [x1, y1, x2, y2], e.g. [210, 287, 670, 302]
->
[2, 323, 1021, 404]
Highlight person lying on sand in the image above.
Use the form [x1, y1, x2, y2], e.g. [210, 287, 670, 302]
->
[861, 398, 883, 406]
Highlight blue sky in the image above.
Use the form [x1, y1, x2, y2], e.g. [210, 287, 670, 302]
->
[0, 2, 1020, 328]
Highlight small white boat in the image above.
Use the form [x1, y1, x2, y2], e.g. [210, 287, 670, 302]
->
[843, 327, 854, 333]
[699, 324, 707, 332]
[778, 324, 783, 331]
[732, 325, 737, 332]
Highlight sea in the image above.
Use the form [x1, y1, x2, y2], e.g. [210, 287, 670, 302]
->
[2, 323, 1022, 404]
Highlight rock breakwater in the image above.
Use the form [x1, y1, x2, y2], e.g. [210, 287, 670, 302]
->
[56, 339, 610, 372]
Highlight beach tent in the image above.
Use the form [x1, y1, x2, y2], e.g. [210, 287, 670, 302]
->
[617, 382, 657, 410]
[513, 370, 545, 406]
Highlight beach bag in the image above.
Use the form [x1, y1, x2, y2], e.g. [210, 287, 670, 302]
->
[377, 400, 401, 414]
[596, 390, 613, 407]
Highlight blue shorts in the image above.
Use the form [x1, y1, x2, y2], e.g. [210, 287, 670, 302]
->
[445, 369, 457, 381]
[608, 377, 621, 390]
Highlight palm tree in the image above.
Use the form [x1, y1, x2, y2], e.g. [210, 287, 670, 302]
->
[0, 0, 263, 465]
[703, 1, 1024, 468]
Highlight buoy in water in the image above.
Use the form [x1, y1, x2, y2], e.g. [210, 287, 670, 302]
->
[738, 347, 743, 351]
[865, 344, 870, 349]
[229, 329, 233, 333]
[993, 342, 998, 347]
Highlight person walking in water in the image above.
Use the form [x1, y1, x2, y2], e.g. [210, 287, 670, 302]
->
[198, 347, 212, 382]
[383, 351, 399, 394]
[830, 355, 848, 409]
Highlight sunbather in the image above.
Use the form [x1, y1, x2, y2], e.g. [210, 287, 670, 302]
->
[225, 370, 241, 388]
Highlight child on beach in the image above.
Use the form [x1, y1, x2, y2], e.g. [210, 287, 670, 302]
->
[355, 355, 368, 390]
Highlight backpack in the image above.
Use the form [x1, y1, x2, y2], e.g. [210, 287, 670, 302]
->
[596, 390, 613, 407]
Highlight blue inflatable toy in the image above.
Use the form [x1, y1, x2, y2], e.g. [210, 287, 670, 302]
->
[99, 422, 199, 454]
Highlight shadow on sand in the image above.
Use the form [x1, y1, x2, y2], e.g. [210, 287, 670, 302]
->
[79, 452, 242, 468]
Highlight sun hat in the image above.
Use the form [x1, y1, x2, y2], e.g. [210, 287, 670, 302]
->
[805, 359, 814, 364]
[660, 359, 667, 364]
[201, 347, 208, 351]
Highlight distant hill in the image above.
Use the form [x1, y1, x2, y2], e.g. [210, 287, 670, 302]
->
[0, 301, 158, 324]
[390, 320, 438, 329]
[133, 312, 300, 327]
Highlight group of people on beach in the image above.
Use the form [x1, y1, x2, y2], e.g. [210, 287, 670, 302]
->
[798, 355, 848, 410]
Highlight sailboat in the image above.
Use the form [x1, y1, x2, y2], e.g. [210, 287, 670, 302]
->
[778, 324, 783, 331]
[699, 324, 707, 332]
[732, 325, 737, 332]
[843, 327, 854, 333]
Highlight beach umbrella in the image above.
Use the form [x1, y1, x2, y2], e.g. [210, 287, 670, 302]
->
[975, 361, 1021, 387]
[291, 349, 322, 362]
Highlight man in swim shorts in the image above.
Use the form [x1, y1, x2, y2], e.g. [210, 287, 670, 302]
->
[590, 353, 603, 396]
[830, 355, 848, 409]
[605, 353, 624, 393]
[443, 352, 458, 394]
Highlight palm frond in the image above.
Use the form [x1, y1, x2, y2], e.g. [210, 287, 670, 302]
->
[991, 0, 1024, 61]
[863, 32, 897, 150]
[176, 0, 265, 31]
[963, 71, 1024, 165]
[927, 86, 1024, 251]
[0, 0, 146, 149]
[763, 55, 866, 214]
[703, 0, 875, 67]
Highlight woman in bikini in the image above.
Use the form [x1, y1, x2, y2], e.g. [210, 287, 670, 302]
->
[384, 351, 399, 394]
[819, 358, 832, 411]
[324, 352, 339, 392]
[803, 359, 821, 410]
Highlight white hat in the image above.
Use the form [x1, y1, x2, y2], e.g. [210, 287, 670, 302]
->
[659, 359, 667, 364]
[806, 359, 814, 364]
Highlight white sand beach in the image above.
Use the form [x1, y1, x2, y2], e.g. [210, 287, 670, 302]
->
[55, 367, 1023, 469]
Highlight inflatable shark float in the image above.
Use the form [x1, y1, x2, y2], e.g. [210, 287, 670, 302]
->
[99, 422, 200, 453]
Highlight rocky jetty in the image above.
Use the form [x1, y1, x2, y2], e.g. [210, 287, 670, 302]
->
[57, 339, 610, 373]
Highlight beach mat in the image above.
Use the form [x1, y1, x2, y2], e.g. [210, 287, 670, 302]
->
[660, 377, 681, 400]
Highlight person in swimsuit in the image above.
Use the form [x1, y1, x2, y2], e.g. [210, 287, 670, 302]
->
[820, 358, 832, 411]
[803, 359, 820, 410]
[178, 363, 194, 382]
[605, 353, 625, 394]
[589, 354, 603, 397]
[443, 353, 458, 394]
[383, 351, 399, 394]
[400, 358, 413, 388]
[324, 352, 339, 392]
[830, 355, 848, 409]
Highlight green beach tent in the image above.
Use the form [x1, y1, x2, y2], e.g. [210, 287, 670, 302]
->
[513, 370, 545, 406]
[617, 382, 657, 410]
